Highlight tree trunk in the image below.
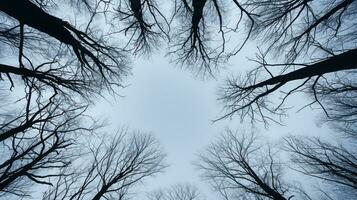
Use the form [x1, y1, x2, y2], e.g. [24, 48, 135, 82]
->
[0, 0, 80, 47]
[246, 48, 357, 89]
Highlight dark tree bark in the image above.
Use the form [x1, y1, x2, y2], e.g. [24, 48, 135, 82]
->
[0, 0, 127, 83]
[244, 49, 357, 90]
[0, 0, 81, 48]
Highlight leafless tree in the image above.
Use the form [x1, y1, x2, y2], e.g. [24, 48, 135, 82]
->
[42, 130, 166, 200]
[314, 72, 357, 139]
[0, 101, 93, 198]
[284, 136, 357, 191]
[0, 1, 167, 198]
[218, 0, 357, 125]
[114, 0, 170, 55]
[0, 0, 130, 101]
[147, 183, 203, 200]
[0, 78, 100, 198]
[169, 0, 254, 75]
[0, 85, 89, 143]
[1, 0, 356, 121]
[1, 1, 356, 199]
[197, 130, 306, 200]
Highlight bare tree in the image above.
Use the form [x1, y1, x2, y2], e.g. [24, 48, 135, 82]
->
[0, 1, 167, 198]
[0, 103, 92, 197]
[147, 183, 203, 200]
[1, 0, 356, 121]
[0, 0, 130, 102]
[169, 0, 254, 74]
[0, 0, 128, 78]
[218, 0, 357, 124]
[114, 0, 170, 55]
[0, 78, 100, 198]
[1, 1, 356, 199]
[314, 72, 357, 139]
[284, 136, 357, 191]
[197, 130, 303, 200]
[42, 129, 166, 200]
[0, 85, 90, 143]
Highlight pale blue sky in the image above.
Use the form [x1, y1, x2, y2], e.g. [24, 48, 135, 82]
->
[91, 46, 333, 199]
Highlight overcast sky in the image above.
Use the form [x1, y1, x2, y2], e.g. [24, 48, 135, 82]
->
[90, 41, 334, 199]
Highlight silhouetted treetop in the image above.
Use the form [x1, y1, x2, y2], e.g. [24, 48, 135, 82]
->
[284, 136, 357, 190]
[169, 0, 254, 74]
[197, 130, 311, 200]
[0, 0, 129, 99]
[218, 0, 357, 125]
[148, 183, 204, 200]
[42, 130, 166, 200]
[0, 1, 357, 199]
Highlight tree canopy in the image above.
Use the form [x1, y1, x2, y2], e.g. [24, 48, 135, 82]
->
[0, 0, 356, 199]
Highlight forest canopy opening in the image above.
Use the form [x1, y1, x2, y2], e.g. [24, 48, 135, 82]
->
[0, 0, 356, 199]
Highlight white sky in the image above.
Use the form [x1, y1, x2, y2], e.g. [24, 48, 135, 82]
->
[0, 2, 351, 200]
[91, 43, 334, 199]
